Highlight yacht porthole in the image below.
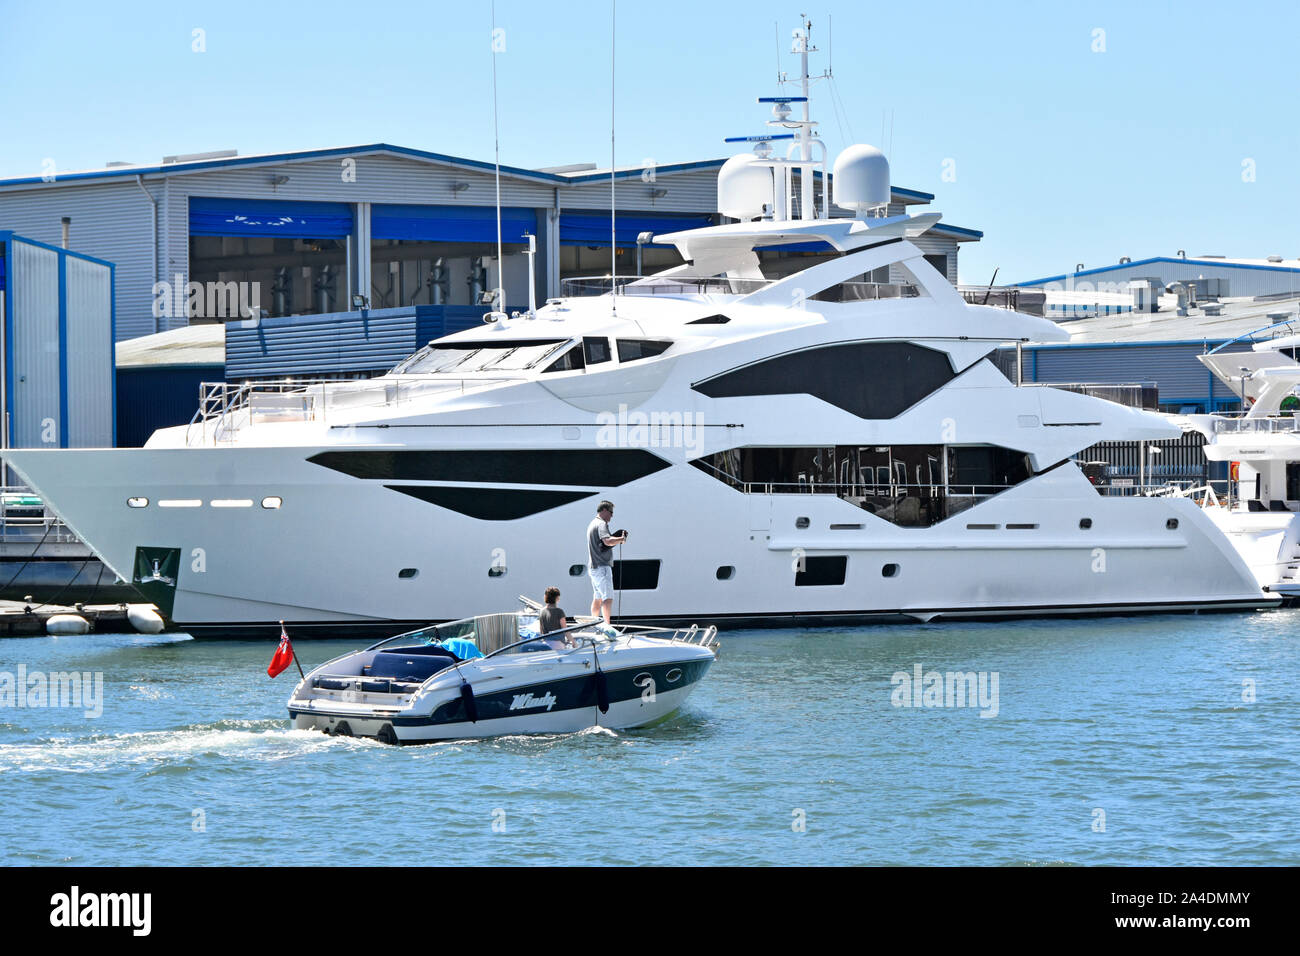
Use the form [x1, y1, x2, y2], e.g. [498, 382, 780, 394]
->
[1166, 518, 1179, 530]
[665, 668, 683, 683]
[1079, 518, 1093, 529]
[795, 516, 810, 529]
[716, 566, 735, 580]
[127, 497, 148, 508]
[633, 672, 653, 687]
[211, 499, 253, 508]
[261, 496, 283, 509]
[569, 564, 585, 577]
[488, 566, 507, 578]
[398, 568, 419, 580]
[158, 499, 202, 508]
[882, 563, 900, 578]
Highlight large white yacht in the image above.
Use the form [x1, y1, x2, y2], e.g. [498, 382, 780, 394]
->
[1, 40, 1275, 636]
[1175, 318, 1300, 600]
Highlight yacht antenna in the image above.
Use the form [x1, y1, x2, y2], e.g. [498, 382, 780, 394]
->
[795, 15, 814, 221]
[490, 0, 505, 315]
[610, 0, 618, 316]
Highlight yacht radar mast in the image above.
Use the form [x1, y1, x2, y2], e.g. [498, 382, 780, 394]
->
[721, 16, 845, 223]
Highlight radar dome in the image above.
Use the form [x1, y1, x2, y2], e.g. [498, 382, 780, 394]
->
[832, 144, 890, 215]
[717, 153, 772, 221]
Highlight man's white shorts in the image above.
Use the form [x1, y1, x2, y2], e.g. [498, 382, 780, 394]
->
[589, 564, 614, 601]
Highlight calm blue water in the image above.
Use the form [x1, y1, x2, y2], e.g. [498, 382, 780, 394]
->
[1, 610, 1297, 866]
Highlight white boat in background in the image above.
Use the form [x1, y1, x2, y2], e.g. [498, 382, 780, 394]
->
[1173, 319, 1300, 600]
[0, 21, 1277, 635]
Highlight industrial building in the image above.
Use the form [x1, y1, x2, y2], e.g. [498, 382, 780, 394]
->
[0, 144, 980, 343]
[1013, 255, 1300, 319]
[0, 231, 115, 450]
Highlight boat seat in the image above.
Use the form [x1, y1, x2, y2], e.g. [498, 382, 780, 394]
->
[368, 649, 458, 683]
[1269, 500, 1290, 512]
[1248, 499, 1268, 512]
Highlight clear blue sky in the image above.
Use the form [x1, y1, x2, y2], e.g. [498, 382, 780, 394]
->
[2, 0, 1297, 283]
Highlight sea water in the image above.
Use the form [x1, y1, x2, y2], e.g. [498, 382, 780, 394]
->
[1, 610, 1296, 866]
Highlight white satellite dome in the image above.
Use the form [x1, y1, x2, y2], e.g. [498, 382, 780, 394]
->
[833, 144, 890, 216]
[717, 153, 772, 221]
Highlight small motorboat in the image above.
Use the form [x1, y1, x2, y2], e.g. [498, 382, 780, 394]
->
[287, 598, 718, 744]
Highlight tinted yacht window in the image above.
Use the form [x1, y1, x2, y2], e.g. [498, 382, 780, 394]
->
[693, 342, 955, 419]
[584, 337, 612, 365]
[543, 344, 585, 373]
[616, 339, 672, 362]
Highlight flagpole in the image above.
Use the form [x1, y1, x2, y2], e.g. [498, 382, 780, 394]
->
[281, 620, 305, 679]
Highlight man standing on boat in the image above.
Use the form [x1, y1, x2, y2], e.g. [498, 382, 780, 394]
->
[587, 500, 627, 625]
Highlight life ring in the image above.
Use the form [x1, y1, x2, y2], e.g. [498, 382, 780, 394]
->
[1230, 461, 1240, 482]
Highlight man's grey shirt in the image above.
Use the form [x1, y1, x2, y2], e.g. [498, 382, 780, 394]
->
[587, 517, 614, 568]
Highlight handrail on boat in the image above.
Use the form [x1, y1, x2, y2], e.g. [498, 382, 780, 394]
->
[1206, 316, 1300, 355]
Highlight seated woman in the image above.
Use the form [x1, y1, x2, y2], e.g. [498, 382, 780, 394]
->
[537, 586, 571, 649]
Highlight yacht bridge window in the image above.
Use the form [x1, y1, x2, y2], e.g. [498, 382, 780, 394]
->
[693, 444, 1035, 527]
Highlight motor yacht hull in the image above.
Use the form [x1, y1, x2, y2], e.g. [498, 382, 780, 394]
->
[1, 445, 1278, 636]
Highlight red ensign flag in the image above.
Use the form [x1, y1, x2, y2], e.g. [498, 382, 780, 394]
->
[268, 623, 294, 678]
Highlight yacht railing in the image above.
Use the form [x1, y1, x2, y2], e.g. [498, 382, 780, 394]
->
[1206, 316, 1300, 355]
[558, 274, 920, 301]
[1211, 415, 1300, 435]
[186, 375, 515, 445]
[1022, 382, 1160, 410]
[560, 275, 773, 297]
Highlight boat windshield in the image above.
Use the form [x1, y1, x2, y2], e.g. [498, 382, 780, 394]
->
[393, 340, 567, 374]
[371, 611, 540, 656]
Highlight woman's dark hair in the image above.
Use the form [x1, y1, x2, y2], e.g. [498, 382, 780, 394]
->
[544, 586, 561, 604]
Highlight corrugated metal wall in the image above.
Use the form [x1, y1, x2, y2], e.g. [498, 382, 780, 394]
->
[224, 305, 484, 379]
[0, 181, 154, 340]
[1023, 340, 1252, 408]
[64, 255, 114, 446]
[559, 168, 720, 212]
[8, 239, 61, 447]
[116, 365, 222, 447]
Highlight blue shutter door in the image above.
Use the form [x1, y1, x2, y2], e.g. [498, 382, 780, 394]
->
[189, 197, 354, 238]
[559, 212, 713, 247]
[370, 205, 536, 243]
